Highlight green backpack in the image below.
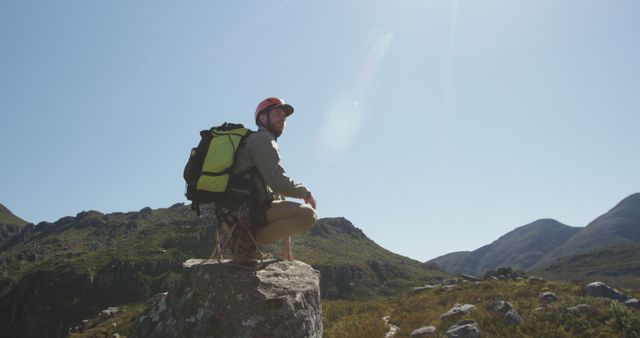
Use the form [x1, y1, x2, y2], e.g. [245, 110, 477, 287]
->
[183, 123, 253, 215]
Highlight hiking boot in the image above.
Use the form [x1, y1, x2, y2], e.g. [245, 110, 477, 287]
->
[231, 229, 272, 261]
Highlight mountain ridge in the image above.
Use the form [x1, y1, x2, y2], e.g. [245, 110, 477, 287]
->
[428, 193, 640, 288]
[0, 203, 29, 246]
[427, 218, 579, 275]
[0, 203, 446, 338]
[531, 192, 640, 269]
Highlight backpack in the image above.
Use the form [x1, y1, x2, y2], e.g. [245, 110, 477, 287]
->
[183, 123, 253, 216]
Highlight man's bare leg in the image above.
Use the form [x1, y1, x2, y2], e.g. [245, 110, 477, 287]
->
[255, 200, 317, 245]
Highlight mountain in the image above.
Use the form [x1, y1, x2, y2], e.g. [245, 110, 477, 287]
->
[0, 204, 446, 338]
[427, 219, 579, 275]
[0, 203, 28, 245]
[531, 193, 640, 269]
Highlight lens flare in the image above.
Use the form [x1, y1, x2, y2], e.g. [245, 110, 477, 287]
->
[315, 30, 394, 163]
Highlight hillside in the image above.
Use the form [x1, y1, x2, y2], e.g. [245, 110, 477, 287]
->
[535, 243, 640, 289]
[0, 203, 28, 245]
[428, 219, 579, 275]
[0, 204, 445, 338]
[532, 193, 640, 270]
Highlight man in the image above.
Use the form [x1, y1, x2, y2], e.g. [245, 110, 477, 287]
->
[231, 97, 317, 261]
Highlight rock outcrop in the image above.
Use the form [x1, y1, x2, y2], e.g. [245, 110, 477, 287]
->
[585, 281, 629, 302]
[130, 259, 323, 338]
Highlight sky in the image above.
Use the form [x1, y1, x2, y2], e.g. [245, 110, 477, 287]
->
[1, 0, 639, 262]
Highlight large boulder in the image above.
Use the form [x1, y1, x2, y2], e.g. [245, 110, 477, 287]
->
[585, 281, 628, 302]
[486, 301, 524, 324]
[446, 319, 480, 337]
[538, 292, 559, 303]
[130, 259, 322, 338]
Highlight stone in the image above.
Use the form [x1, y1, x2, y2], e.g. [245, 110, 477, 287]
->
[567, 304, 594, 314]
[486, 300, 513, 316]
[446, 319, 480, 338]
[442, 284, 459, 291]
[410, 325, 437, 337]
[461, 274, 481, 282]
[101, 307, 119, 317]
[383, 315, 400, 338]
[130, 259, 322, 338]
[504, 309, 524, 324]
[487, 301, 523, 324]
[528, 276, 545, 283]
[538, 292, 559, 303]
[585, 281, 628, 302]
[441, 304, 476, 319]
[625, 298, 640, 309]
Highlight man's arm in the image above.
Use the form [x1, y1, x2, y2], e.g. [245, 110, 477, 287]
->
[248, 133, 311, 199]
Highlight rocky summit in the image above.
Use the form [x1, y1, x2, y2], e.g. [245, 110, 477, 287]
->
[130, 259, 323, 338]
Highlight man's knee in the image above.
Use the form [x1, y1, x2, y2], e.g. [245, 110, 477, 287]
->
[299, 205, 317, 230]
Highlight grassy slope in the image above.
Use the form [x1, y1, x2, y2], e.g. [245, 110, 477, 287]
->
[323, 279, 640, 338]
[535, 243, 640, 290]
[0, 203, 27, 225]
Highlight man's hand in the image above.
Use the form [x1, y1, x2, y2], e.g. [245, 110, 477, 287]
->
[304, 192, 317, 210]
[282, 236, 295, 261]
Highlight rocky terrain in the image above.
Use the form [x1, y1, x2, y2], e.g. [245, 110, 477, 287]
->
[0, 203, 444, 338]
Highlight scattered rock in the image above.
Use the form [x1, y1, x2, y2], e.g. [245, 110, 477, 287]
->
[461, 274, 480, 282]
[567, 304, 594, 315]
[625, 298, 640, 309]
[446, 319, 480, 338]
[528, 276, 545, 283]
[442, 284, 459, 291]
[486, 300, 513, 316]
[538, 292, 559, 303]
[130, 259, 322, 338]
[484, 267, 524, 281]
[487, 301, 523, 324]
[505, 309, 524, 324]
[112, 333, 121, 338]
[383, 315, 400, 338]
[101, 307, 119, 317]
[585, 281, 628, 302]
[410, 325, 437, 337]
[441, 304, 476, 319]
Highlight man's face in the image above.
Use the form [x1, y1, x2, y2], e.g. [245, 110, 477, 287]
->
[263, 107, 287, 135]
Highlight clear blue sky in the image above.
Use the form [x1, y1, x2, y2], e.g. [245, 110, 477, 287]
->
[1, 0, 639, 262]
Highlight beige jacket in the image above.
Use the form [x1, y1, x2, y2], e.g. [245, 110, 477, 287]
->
[232, 128, 311, 206]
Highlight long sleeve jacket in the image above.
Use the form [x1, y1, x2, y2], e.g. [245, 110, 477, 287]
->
[232, 128, 311, 205]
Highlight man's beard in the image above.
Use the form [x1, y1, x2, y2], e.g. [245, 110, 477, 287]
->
[267, 123, 283, 138]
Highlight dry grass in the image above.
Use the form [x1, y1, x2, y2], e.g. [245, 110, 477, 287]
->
[322, 279, 640, 337]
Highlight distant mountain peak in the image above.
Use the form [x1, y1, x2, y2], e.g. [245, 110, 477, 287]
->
[0, 203, 27, 226]
[610, 192, 640, 211]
